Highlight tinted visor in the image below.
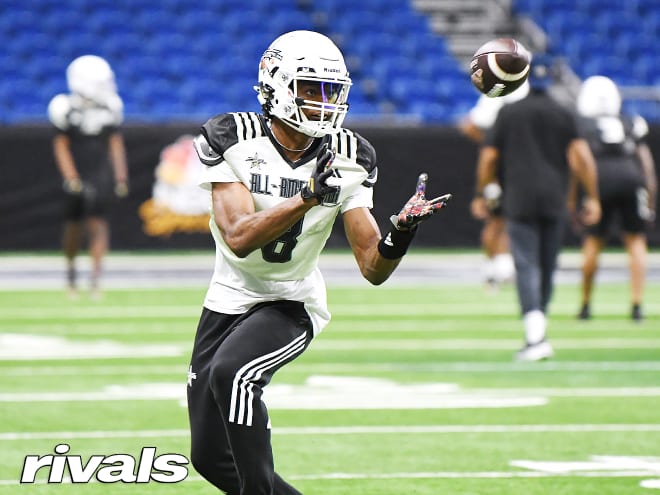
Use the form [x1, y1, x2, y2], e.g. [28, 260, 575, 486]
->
[295, 79, 344, 104]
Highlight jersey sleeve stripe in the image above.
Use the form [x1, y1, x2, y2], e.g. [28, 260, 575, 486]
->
[232, 112, 263, 142]
[246, 112, 262, 138]
[236, 112, 249, 141]
[347, 131, 355, 159]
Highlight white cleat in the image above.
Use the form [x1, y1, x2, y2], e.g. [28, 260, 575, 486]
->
[515, 340, 554, 362]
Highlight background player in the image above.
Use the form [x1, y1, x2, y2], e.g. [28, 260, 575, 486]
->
[572, 76, 657, 321]
[48, 55, 128, 299]
[462, 82, 529, 289]
[472, 55, 601, 361]
[187, 30, 451, 495]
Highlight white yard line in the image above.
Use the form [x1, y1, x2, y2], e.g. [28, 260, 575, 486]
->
[4, 361, 660, 377]
[2, 301, 659, 319]
[1, 471, 659, 485]
[3, 336, 660, 362]
[308, 338, 660, 350]
[1, 387, 659, 403]
[3, 424, 660, 441]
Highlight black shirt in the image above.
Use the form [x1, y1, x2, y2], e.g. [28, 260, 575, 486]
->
[485, 90, 578, 220]
[577, 114, 646, 199]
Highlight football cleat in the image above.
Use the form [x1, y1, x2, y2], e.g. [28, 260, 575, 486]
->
[577, 303, 591, 320]
[515, 340, 554, 362]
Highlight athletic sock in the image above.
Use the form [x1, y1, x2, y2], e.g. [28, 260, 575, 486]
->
[523, 309, 546, 345]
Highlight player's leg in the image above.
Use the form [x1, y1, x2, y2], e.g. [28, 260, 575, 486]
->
[85, 217, 109, 298]
[188, 308, 244, 494]
[508, 219, 553, 360]
[578, 235, 604, 319]
[481, 217, 499, 286]
[621, 189, 650, 320]
[491, 216, 515, 284]
[507, 219, 542, 315]
[62, 192, 84, 297]
[623, 232, 647, 320]
[85, 182, 112, 297]
[538, 217, 565, 314]
[207, 301, 312, 495]
[578, 198, 612, 319]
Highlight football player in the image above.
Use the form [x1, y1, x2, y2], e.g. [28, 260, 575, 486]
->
[48, 55, 128, 299]
[463, 82, 529, 289]
[187, 30, 451, 495]
[473, 55, 601, 361]
[572, 76, 657, 321]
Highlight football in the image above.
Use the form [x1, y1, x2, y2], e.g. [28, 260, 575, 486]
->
[469, 38, 531, 98]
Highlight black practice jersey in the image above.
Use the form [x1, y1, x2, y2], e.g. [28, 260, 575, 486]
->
[577, 114, 647, 199]
[47, 93, 123, 186]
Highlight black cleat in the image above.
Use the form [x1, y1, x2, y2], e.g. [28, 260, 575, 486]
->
[577, 303, 591, 320]
[632, 304, 644, 322]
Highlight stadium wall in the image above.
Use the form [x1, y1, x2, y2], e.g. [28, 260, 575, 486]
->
[2, 124, 660, 251]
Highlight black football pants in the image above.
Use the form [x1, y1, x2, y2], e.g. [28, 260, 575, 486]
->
[187, 301, 313, 495]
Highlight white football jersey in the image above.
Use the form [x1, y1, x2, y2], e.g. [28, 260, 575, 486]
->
[194, 112, 378, 335]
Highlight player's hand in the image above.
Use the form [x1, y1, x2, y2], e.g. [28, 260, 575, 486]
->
[580, 197, 601, 226]
[391, 173, 452, 231]
[470, 196, 488, 220]
[300, 143, 338, 204]
[63, 178, 83, 194]
[114, 181, 129, 198]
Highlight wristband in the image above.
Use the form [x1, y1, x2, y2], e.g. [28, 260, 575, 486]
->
[377, 225, 417, 260]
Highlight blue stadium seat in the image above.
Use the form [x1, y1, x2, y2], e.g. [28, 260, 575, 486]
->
[12, 0, 659, 124]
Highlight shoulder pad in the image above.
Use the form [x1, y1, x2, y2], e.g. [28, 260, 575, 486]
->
[328, 129, 377, 173]
[47, 94, 71, 131]
[201, 112, 265, 156]
[193, 134, 223, 165]
[631, 115, 649, 141]
[106, 94, 124, 126]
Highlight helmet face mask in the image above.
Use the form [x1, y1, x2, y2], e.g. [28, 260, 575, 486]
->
[257, 31, 352, 138]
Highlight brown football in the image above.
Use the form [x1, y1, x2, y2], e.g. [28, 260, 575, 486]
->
[470, 38, 531, 98]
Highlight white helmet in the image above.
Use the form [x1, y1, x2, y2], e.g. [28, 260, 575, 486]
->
[576, 75, 621, 118]
[66, 55, 117, 103]
[256, 30, 352, 137]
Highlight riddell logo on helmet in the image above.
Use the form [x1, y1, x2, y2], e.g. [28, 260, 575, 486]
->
[20, 444, 189, 484]
[324, 68, 341, 73]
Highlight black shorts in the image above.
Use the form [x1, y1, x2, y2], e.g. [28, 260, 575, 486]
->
[587, 188, 647, 237]
[64, 182, 112, 221]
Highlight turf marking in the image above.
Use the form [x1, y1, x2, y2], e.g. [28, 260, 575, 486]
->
[2, 301, 658, 320]
[0, 334, 182, 360]
[4, 375, 660, 405]
[0, 471, 659, 485]
[5, 361, 660, 377]
[3, 424, 660, 441]
[5, 334, 660, 361]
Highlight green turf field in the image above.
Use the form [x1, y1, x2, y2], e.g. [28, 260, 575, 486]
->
[1, 278, 659, 494]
